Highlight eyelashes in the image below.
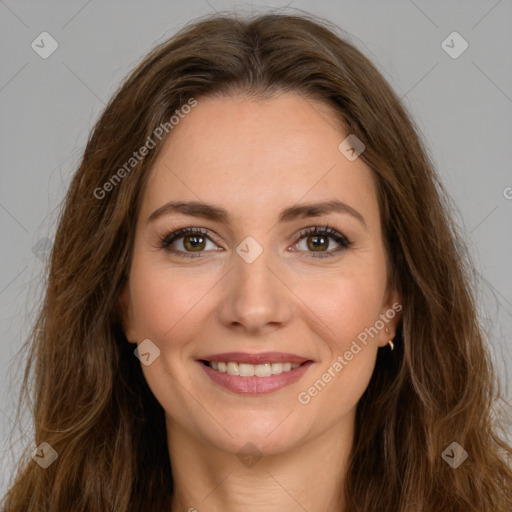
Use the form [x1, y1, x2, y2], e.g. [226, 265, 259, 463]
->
[159, 225, 353, 259]
[160, 227, 216, 258]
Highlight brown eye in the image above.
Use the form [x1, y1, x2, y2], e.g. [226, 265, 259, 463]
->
[181, 234, 207, 252]
[305, 234, 330, 252]
[294, 226, 352, 257]
[160, 228, 218, 257]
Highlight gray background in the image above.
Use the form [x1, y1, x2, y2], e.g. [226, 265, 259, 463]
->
[1, 0, 511, 496]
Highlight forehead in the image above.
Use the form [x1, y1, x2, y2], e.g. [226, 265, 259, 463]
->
[140, 92, 379, 227]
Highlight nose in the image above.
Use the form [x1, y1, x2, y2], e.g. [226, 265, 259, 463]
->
[217, 244, 294, 334]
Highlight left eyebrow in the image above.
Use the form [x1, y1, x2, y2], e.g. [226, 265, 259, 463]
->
[278, 200, 367, 229]
[147, 199, 367, 229]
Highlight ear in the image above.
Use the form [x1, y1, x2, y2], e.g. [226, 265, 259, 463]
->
[376, 287, 403, 348]
[117, 283, 138, 344]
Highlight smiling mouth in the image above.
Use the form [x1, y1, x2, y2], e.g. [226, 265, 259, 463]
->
[201, 360, 308, 377]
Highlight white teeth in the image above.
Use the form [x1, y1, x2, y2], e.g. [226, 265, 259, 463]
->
[271, 362, 283, 374]
[209, 361, 301, 377]
[239, 363, 255, 377]
[227, 361, 239, 375]
[255, 363, 272, 377]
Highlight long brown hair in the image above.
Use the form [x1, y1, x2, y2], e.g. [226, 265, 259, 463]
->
[2, 11, 511, 511]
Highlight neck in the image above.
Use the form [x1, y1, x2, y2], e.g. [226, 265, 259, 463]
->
[167, 413, 354, 512]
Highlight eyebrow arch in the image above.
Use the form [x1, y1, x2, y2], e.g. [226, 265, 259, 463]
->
[147, 199, 367, 229]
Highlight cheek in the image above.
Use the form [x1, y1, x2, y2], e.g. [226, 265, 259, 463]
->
[129, 279, 177, 341]
[295, 273, 383, 418]
[128, 259, 212, 343]
[300, 263, 387, 350]
[292, 257, 387, 416]
[127, 261, 210, 417]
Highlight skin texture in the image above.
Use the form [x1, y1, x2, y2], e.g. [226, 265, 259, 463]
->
[120, 92, 401, 512]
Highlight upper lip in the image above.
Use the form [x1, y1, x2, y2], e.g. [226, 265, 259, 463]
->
[199, 352, 311, 365]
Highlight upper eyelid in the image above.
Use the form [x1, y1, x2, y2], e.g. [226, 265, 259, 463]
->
[163, 227, 221, 246]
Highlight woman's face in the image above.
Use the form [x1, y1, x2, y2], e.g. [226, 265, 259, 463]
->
[120, 92, 401, 456]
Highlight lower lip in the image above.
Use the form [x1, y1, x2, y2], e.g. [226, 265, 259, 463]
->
[199, 361, 314, 394]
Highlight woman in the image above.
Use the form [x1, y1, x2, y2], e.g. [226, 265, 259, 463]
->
[2, 11, 511, 512]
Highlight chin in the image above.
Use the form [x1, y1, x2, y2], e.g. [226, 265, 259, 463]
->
[206, 415, 307, 457]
